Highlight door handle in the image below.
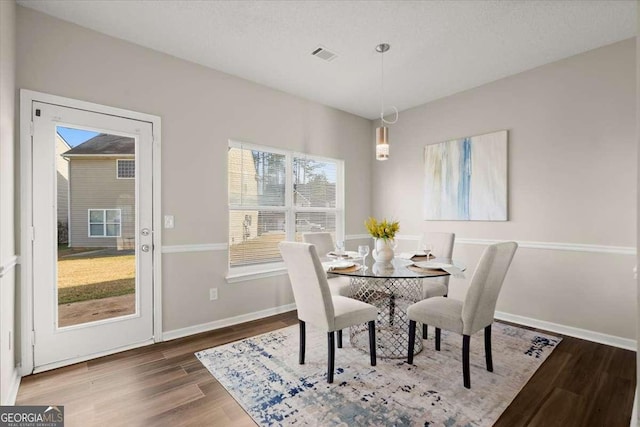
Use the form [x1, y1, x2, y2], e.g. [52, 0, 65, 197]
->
[141, 244, 151, 252]
[141, 228, 151, 236]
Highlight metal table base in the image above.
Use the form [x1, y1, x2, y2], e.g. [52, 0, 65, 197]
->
[349, 276, 423, 359]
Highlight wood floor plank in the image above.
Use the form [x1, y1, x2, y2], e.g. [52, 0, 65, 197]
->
[526, 388, 585, 427]
[143, 394, 234, 426]
[90, 366, 189, 404]
[580, 373, 634, 426]
[14, 311, 634, 426]
[494, 349, 573, 426]
[606, 347, 637, 381]
[96, 383, 204, 425]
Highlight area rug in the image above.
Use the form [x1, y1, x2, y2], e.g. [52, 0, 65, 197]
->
[196, 322, 560, 426]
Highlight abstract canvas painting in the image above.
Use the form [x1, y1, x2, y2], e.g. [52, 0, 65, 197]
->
[424, 130, 507, 221]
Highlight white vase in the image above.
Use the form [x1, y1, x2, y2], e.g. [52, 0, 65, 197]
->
[372, 238, 394, 264]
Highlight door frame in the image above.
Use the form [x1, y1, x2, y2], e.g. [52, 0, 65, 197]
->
[19, 89, 163, 375]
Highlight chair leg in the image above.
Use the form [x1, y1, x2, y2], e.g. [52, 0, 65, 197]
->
[408, 320, 417, 364]
[299, 320, 305, 365]
[327, 332, 335, 383]
[463, 335, 471, 389]
[337, 329, 343, 348]
[368, 321, 377, 366]
[485, 324, 493, 372]
[435, 328, 441, 351]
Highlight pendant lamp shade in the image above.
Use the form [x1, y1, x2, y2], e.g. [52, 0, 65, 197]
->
[376, 126, 389, 161]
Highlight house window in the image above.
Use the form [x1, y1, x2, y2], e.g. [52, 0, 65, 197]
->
[117, 159, 135, 179]
[228, 140, 343, 271]
[88, 209, 121, 237]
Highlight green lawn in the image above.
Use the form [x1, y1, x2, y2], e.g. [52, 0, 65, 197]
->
[57, 247, 135, 304]
[58, 279, 135, 305]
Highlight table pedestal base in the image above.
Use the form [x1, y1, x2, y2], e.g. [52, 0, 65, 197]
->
[349, 276, 423, 359]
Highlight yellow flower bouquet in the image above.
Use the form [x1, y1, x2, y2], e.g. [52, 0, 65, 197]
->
[365, 217, 399, 240]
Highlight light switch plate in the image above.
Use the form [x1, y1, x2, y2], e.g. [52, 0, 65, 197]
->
[164, 215, 174, 229]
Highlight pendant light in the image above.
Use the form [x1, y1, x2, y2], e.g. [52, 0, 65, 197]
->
[375, 43, 398, 161]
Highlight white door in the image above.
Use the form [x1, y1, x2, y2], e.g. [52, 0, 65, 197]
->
[31, 101, 154, 371]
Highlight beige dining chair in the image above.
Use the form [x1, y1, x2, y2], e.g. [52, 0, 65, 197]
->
[406, 241, 518, 389]
[418, 232, 455, 338]
[279, 242, 378, 383]
[302, 232, 351, 297]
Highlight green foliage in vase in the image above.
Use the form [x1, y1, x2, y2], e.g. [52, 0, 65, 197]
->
[365, 217, 399, 240]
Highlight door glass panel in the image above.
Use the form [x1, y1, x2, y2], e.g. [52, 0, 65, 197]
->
[56, 126, 137, 328]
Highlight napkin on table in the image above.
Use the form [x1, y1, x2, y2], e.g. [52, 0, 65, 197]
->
[328, 251, 350, 258]
[442, 265, 465, 279]
[397, 252, 418, 260]
[397, 252, 433, 260]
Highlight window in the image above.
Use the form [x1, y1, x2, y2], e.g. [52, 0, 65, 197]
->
[88, 209, 121, 237]
[117, 159, 135, 179]
[228, 141, 343, 271]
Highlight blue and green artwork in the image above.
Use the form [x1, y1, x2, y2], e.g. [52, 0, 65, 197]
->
[424, 130, 507, 221]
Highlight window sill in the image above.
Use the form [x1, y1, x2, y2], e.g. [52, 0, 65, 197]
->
[225, 266, 288, 284]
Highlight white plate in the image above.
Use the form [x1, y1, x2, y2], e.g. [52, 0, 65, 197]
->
[330, 260, 355, 269]
[414, 261, 453, 270]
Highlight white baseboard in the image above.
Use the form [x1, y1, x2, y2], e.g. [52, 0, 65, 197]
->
[3, 368, 21, 405]
[495, 311, 636, 351]
[162, 303, 297, 341]
[162, 304, 634, 351]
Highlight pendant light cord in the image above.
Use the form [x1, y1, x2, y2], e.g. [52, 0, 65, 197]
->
[379, 45, 398, 125]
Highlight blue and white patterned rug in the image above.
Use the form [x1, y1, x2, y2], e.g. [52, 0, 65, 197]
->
[196, 322, 560, 426]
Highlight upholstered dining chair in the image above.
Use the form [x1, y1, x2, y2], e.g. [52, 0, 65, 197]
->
[279, 241, 378, 383]
[302, 232, 351, 297]
[418, 232, 455, 338]
[301, 232, 335, 258]
[406, 241, 518, 389]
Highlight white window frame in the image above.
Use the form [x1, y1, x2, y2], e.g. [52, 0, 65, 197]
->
[227, 140, 344, 280]
[88, 208, 122, 237]
[116, 158, 135, 179]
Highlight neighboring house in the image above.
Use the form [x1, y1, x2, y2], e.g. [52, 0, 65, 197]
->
[55, 133, 70, 243]
[228, 147, 258, 244]
[62, 134, 136, 249]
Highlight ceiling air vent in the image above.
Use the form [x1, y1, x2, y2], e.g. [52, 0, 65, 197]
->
[311, 46, 337, 62]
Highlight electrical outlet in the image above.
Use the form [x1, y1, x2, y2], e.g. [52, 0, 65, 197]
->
[164, 215, 174, 229]
[209, 288, 218, 301]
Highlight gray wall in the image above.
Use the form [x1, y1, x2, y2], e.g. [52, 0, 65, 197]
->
[0, 0, 17, 404]
[372, 39, 637, 341]
[12, 3, 636, 366]
[15, 6, 372, 333]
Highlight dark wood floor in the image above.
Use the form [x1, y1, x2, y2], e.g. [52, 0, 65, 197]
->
[16, 311, 635, 426]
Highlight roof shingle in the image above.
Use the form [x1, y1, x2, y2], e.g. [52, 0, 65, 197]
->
[63, 134, 135, 156]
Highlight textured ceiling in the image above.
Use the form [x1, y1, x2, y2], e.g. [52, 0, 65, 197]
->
[18, 0, 637, 119]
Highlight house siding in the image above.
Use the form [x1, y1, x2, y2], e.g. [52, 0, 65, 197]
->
[56, 135, 69, 227]
[69, 157, 135, 248]
[228, 147, 258, 245]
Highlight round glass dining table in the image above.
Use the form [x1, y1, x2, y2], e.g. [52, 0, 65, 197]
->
[328, 256, 457, 359]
